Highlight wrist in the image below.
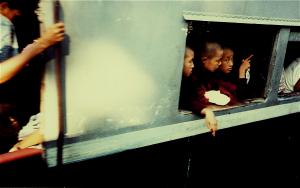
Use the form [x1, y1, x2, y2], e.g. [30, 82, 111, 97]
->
[239, 70, 246, 78]
[201, 108, 212, 115]
[21, 39, 48, 57]
[33, 38, 49, 50]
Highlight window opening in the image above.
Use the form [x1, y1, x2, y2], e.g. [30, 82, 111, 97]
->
[179, 21, 278, 115]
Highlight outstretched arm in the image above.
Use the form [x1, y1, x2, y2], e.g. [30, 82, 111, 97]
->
[239, 54, 253, 78]
[0, 22, 64, 84]
[201, 107, 217, 136]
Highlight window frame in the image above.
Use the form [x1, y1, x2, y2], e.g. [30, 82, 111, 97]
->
[182, 11, 300, 114]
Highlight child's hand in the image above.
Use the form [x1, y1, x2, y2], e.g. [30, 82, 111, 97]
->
[39, 22, 65, 48]
[239, 54, 253, 78]
[201, 108, 218, 136]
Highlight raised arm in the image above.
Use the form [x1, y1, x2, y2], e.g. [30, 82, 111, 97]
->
[236, 54, 253, 100]
[0, 22, 64, 84]
[239, 54, 253, 78]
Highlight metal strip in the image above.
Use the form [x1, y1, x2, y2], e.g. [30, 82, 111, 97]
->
[183, 11, 300, 26]
[46, 101, 300, 167]
[264, 28, 290, 102]
[53, 0, 65, 167]
[289, 32, 300, 41]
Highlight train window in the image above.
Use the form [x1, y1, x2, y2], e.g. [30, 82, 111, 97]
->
[178, 21, 278, 114]
[278, 40, 300, 98]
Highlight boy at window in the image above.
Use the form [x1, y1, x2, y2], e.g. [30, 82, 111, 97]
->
[179, 47, 195, 110]
[218, 47, 253, 101]
[190, 42, 228, 136]
[179, 46, 218, 136]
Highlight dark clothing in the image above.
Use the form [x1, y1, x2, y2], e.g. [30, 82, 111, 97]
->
[0, 104, 20, 154]
[0, 13, 41, 126]
[179, 76, 194, 110]
[180, 69, 249, 116]
[215, 71, 249, 101]
[0, 13, 40, 153]
[190, 70, 237, 115]
[0, 15, 20, 153]
[236, 78, 249, 100]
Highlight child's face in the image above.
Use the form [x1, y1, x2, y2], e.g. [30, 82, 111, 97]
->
[203, 49, 223, 72]
[220, 49, 234, 74]
[183, 48, 195, 77]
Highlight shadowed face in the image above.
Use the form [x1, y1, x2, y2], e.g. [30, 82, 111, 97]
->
[0, 3, 21, 21]
[202, 49, 223, 72]
[183, 48, 194, 77]
[220, 48, 234, 74]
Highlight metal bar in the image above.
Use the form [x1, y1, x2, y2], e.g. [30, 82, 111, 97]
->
[264, 28, 290, 103]
[53, 0, 64, 167]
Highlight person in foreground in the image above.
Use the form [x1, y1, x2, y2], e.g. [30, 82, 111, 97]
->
[0, 0, 65, 153]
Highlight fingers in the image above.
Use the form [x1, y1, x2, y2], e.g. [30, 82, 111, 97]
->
[55, 22, 64, 28]
[210, 128, 216, 137]
[43, 23, 65, 44]
[56, 25, 65, 41]
[210, 124, 217, 137]
[245, 54, 254, 61]
[242, 54, 254, 63]
[50, 23, 64, 31]
[206, 121, 217, 137]
[204, 110, 218, 136]
[246, 54, 253, 60]
[241, 55, 252, 71]
[53, 23, 65, 36]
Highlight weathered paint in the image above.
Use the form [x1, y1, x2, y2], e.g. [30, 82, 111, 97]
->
[39, 1, 300, 166]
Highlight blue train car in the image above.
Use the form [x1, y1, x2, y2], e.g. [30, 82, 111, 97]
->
[1, 0, 300, 186]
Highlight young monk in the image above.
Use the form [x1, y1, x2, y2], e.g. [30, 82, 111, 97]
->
[218, 47, 253, 101]
[179, 47, 195, 110]
[190, 42, 226, 136]
[179, 46, 219, 136]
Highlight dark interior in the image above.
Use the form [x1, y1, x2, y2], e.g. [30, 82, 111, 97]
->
[185, 21, 279, 99]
